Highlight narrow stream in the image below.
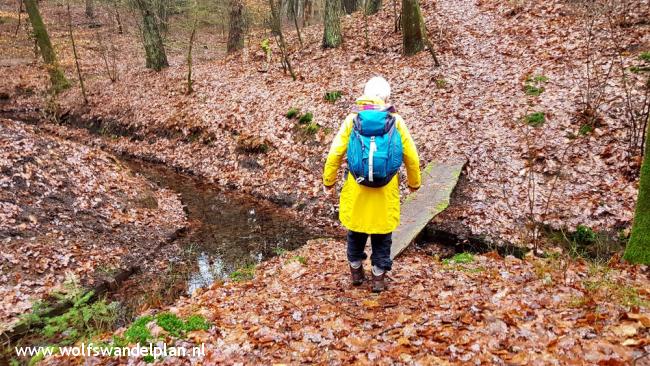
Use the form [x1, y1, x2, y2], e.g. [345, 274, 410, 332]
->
[0, 130, 323, 364]
[114, 158, 320, 315]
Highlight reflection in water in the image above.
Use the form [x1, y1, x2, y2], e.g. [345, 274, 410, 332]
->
[187, 253, 223, 295]
[123, 159, 318, 296]
[187, 250, 265, 295]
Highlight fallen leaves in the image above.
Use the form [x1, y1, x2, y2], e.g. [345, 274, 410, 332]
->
[628, 312, 650, 328]
[40, 239, 649, 365]
[611, 323, 638, 337]
[1, 0, 649, 363]
[362, 299, 380, 309]
[0, 120, 185, 330]
[2, 0, 646, 247]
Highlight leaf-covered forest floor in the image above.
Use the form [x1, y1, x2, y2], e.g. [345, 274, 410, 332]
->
[43, 239, 650, 365]
[1, 0, 650, 363]
[2, 0, 649, 244]
[0, 119, 185, 331]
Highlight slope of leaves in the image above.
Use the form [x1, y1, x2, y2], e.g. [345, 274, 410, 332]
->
[0, 119, 185, 331]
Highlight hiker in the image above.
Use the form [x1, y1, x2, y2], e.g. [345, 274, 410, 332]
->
[322, 76, 421, 292]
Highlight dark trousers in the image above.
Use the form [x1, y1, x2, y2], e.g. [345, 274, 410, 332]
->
[346, 231, 393, 271]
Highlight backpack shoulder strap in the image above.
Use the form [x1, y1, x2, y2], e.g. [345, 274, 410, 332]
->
[352, 113, 363, 134]
[384, 114, 397, 134]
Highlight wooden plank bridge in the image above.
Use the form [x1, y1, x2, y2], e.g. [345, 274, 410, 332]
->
[390, 158, 468, 259]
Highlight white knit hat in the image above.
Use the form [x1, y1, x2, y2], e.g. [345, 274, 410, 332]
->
[363, 76, 391, 101]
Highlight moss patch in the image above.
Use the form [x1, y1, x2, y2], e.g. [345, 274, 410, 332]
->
[443, 252, 475, 265]
[229, 264, 256, 282]
[286, 107, 300, 119]
[625, 122, 650, 264]
[298, 112, 313, 124]
[524, 112, 545, 127]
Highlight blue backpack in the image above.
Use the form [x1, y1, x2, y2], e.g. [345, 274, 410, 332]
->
[347, 109, 403, 187]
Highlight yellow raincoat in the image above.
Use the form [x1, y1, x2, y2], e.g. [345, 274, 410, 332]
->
[323, 96, 421, 234]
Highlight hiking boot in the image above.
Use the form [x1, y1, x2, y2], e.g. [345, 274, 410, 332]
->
[371, 271, 386, 293]
[350, 264, 365, 286]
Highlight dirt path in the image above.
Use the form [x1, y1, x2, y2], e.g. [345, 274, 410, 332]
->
[424, 0, 537, 239]
[432, 0, 527, 157]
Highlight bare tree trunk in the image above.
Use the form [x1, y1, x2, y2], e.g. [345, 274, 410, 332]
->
[401, 0, 424, 55]
[134, 0, 168, 70]
[322, 0, 342, 48]
[303, 0, 312, 26]
[363, 0, 369, 48]
[366, 0, 380, 15]
[227, 0, 246, 53]
[113, 0, 124, 34]
[67, 2, 88, 104]
[393, 0, 399, 32]
[269, 0, 296, 80]
[343, 0, 357, 14]
[15, 0, 23, 36]
[156, 0, 170, 33]
[186, 19, 197, 94]
[291, 0, 303, 47]
[24, 0, 70, 92]
[85, 0, 94, 18]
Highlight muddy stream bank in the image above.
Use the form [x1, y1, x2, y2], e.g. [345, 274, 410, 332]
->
[111, 158, 322, 317]
[0, 118, 326, 363]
